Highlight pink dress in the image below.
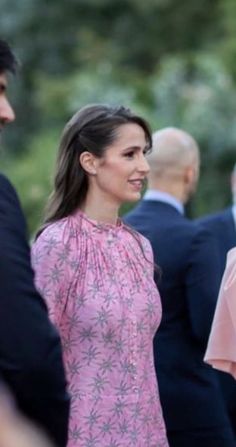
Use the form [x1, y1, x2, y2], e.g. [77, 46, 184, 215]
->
[32, 210, 168, 447]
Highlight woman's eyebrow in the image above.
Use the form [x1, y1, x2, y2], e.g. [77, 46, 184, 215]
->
[122, 145, 148, 152]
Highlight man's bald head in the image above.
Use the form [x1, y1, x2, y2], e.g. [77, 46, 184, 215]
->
[147, 127, 200, 204]
[148, 127, 199, 177]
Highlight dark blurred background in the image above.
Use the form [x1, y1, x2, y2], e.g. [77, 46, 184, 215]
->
[0, 0, 235, 234]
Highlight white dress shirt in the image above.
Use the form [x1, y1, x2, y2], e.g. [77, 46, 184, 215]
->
[143, 189, 184, 215]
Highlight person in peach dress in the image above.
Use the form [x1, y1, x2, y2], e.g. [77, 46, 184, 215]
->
[205, 247, 236, 378]
[31, 104, 169, 447]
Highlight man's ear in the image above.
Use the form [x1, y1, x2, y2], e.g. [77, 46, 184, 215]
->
[79, 151, 97, 175]
[183, 166, 194, 185]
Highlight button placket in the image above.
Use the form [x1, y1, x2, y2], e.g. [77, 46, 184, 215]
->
[129, 316, 138, 387]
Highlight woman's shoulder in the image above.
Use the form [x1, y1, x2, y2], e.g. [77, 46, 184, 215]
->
[33, 217, 72, 250]
[122, 223, 153, 255]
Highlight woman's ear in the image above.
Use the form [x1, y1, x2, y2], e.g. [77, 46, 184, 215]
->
[79, 151, 97, 175]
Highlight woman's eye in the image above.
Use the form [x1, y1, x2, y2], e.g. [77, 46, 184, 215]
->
[124, 151, 135, 158]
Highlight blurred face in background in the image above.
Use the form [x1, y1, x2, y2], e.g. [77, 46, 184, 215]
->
[0, 72, 15, 133]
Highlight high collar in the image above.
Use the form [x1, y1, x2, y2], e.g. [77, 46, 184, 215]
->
[73, 208, 123, 234]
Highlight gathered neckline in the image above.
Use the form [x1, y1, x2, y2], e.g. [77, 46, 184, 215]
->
[74, 208, 123, 232]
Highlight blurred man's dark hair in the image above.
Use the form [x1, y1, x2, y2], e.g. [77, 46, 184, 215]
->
[0, 40, 17, 74]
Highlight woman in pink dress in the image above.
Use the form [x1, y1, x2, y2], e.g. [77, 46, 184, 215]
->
[32, 104, 168, 447]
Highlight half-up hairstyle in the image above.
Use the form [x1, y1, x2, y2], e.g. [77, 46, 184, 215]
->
[39, 104, 152, 233]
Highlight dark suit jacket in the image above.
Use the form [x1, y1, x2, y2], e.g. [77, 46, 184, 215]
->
[197, 207, 236, 277]
[125, 200, 230, 430]
[197, 207, 236, 433]
[0, 174, 69, 446]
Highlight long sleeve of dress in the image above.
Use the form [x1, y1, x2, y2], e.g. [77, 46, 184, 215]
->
[32, 222, 73, 326]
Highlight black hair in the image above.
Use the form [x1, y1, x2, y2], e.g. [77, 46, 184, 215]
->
[0, 40, 17, 74]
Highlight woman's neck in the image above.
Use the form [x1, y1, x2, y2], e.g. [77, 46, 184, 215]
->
[80, 193, 119, 225]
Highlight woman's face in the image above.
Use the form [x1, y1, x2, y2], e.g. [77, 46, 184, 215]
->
[89, 123, 150, 207]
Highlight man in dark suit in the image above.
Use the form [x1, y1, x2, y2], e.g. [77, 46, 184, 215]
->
[197, 164, 236, 437]
[198, 165, 236, 278]
[125, 127, 234, 446]
[0, 40, 69, 446]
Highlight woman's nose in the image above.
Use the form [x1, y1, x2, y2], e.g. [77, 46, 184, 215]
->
[137, 153, 150, 174]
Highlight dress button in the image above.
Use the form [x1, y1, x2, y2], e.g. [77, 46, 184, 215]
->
[107, 233, 113, 243]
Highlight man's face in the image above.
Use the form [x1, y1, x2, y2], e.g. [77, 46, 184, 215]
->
[0, 72, 15, 133]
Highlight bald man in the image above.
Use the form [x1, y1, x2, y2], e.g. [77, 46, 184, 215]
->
[198, 163, 236, 279]
[125, 128, 234, 447]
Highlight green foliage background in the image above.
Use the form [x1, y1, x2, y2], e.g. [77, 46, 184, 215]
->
[0, 0, 235, 234]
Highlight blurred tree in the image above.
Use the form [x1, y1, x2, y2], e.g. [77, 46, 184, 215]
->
[2, 52, 236, 233]
[150, 53, 236, 216]
[0, 130, 59, 234]
[0, 70, 150, 234]
[0, 0, 221, 150]
[219, 0, 236, 80]
[0, 0, 236, 230]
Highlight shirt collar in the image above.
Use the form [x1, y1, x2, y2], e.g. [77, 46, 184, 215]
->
[143, 189, 184, 215]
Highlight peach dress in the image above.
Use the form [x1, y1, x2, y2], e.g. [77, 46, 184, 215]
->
[205, 247, 236, 379]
